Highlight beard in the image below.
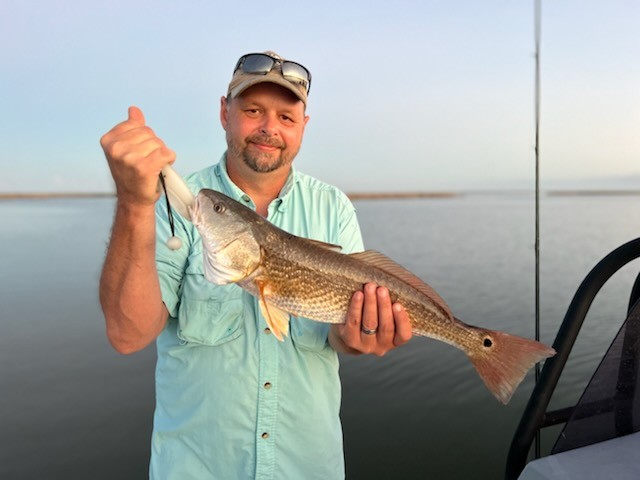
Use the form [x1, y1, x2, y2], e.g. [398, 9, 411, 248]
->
[227, 132, 298, 173]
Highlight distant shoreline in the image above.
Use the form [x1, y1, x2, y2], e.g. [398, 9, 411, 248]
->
[348, 192, 458, 200]
[0, 192, 457, 201]
[0, 191, 459, 200]
[0, 190, 638, 201]
[546, 190, 640, 197]
[0, 192, 116, 200]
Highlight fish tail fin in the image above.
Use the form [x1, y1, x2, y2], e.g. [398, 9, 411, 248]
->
[467, 328, 555, 404]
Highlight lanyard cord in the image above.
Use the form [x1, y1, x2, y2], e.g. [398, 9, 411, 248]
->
[158, 172, 183, 251]
[158, 172, 176, 238]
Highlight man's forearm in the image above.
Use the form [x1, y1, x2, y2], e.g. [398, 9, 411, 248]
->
[100, 202, 168, 354]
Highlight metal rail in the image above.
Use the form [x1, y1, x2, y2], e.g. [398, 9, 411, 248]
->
[505, 237, 640, 480]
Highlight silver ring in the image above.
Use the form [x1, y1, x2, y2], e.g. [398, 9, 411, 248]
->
[361, 327, 378, 335]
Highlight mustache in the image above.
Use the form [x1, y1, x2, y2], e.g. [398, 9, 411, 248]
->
[247, 134, 284, 149]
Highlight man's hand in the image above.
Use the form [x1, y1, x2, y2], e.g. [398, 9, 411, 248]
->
[329, 283, 412, 355]
[100, 106, 175, 206]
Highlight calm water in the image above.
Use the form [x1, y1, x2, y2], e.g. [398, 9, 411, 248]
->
[1, 193, 639, 480]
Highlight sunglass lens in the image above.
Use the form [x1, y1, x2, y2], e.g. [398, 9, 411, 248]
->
[281, 62, 309, 85]
[242, 54, 275, 74]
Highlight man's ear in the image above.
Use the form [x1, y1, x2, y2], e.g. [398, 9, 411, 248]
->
[220, 96, 229, 130]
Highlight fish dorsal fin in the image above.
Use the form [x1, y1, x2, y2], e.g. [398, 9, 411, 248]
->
[349, 250, 453, 318]
[255, 280, 290, 341]
[302, 237, 343, 253]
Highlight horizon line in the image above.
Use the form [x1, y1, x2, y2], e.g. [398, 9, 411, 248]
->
[1, 189, 640, 201]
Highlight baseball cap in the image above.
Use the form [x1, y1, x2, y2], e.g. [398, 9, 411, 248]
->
[227, 51, 311, 105]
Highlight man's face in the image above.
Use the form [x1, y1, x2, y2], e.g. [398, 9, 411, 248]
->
[221, 83, 309, 174]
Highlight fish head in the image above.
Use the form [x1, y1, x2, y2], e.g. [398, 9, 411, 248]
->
[191, 189, 262, 285]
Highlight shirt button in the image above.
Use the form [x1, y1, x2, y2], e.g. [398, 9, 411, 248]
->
[242, 195, 251, 202]
[264, 327, 271, 334]
[264, 382, 272, 389]
[261, 432, 269, 439]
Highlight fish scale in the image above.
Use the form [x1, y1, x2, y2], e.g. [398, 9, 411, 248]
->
[192, 189, 556, 404]
[258, 244, 454, 337]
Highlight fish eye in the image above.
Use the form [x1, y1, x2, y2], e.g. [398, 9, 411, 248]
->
[213, 203, 225, 214]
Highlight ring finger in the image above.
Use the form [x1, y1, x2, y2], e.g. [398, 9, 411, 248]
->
[360, 283, 379, 339]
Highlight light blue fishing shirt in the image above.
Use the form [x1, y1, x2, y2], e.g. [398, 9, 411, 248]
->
[151, 155, 364, 480]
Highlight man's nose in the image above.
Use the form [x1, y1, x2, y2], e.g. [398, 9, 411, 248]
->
[259, 113, 278, 136]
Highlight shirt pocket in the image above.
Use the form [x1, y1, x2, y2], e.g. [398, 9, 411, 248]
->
[176, 259, 245, 346]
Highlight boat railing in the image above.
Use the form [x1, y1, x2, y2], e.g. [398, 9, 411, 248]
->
[505, 237, 640, 480]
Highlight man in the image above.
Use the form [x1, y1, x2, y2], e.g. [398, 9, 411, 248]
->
[100, 51, 412, 479]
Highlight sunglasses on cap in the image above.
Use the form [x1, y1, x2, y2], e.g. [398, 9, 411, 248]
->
[233, 53, 312, 94]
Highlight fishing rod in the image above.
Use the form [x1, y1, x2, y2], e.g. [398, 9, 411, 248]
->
[533, 0, 542, 460]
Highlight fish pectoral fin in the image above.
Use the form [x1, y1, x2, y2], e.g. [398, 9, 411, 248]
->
[256, 281, 290, 341]
[259, 301, 290, 342]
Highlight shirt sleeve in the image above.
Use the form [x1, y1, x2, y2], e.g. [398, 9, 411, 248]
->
[155, 200, 191, 318]
[336, 192, 365, 254]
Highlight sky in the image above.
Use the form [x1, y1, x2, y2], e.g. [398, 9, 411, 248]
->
[1, 0, 638, 193]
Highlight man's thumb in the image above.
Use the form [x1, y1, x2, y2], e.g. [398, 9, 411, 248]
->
[128, 106, 145, 125]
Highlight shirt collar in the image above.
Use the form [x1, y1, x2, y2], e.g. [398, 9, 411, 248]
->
[213, 152, 299, 212]
[276, 165, 298, 212]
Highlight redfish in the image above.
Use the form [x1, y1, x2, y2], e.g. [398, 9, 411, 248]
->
[191, 189, 555, 404]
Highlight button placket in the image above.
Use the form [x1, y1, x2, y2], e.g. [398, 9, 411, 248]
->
[255, 300, 279, 479]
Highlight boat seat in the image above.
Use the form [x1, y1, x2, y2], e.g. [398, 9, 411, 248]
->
[518, 430, 640, 479]
[551, 296, 640, 454]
